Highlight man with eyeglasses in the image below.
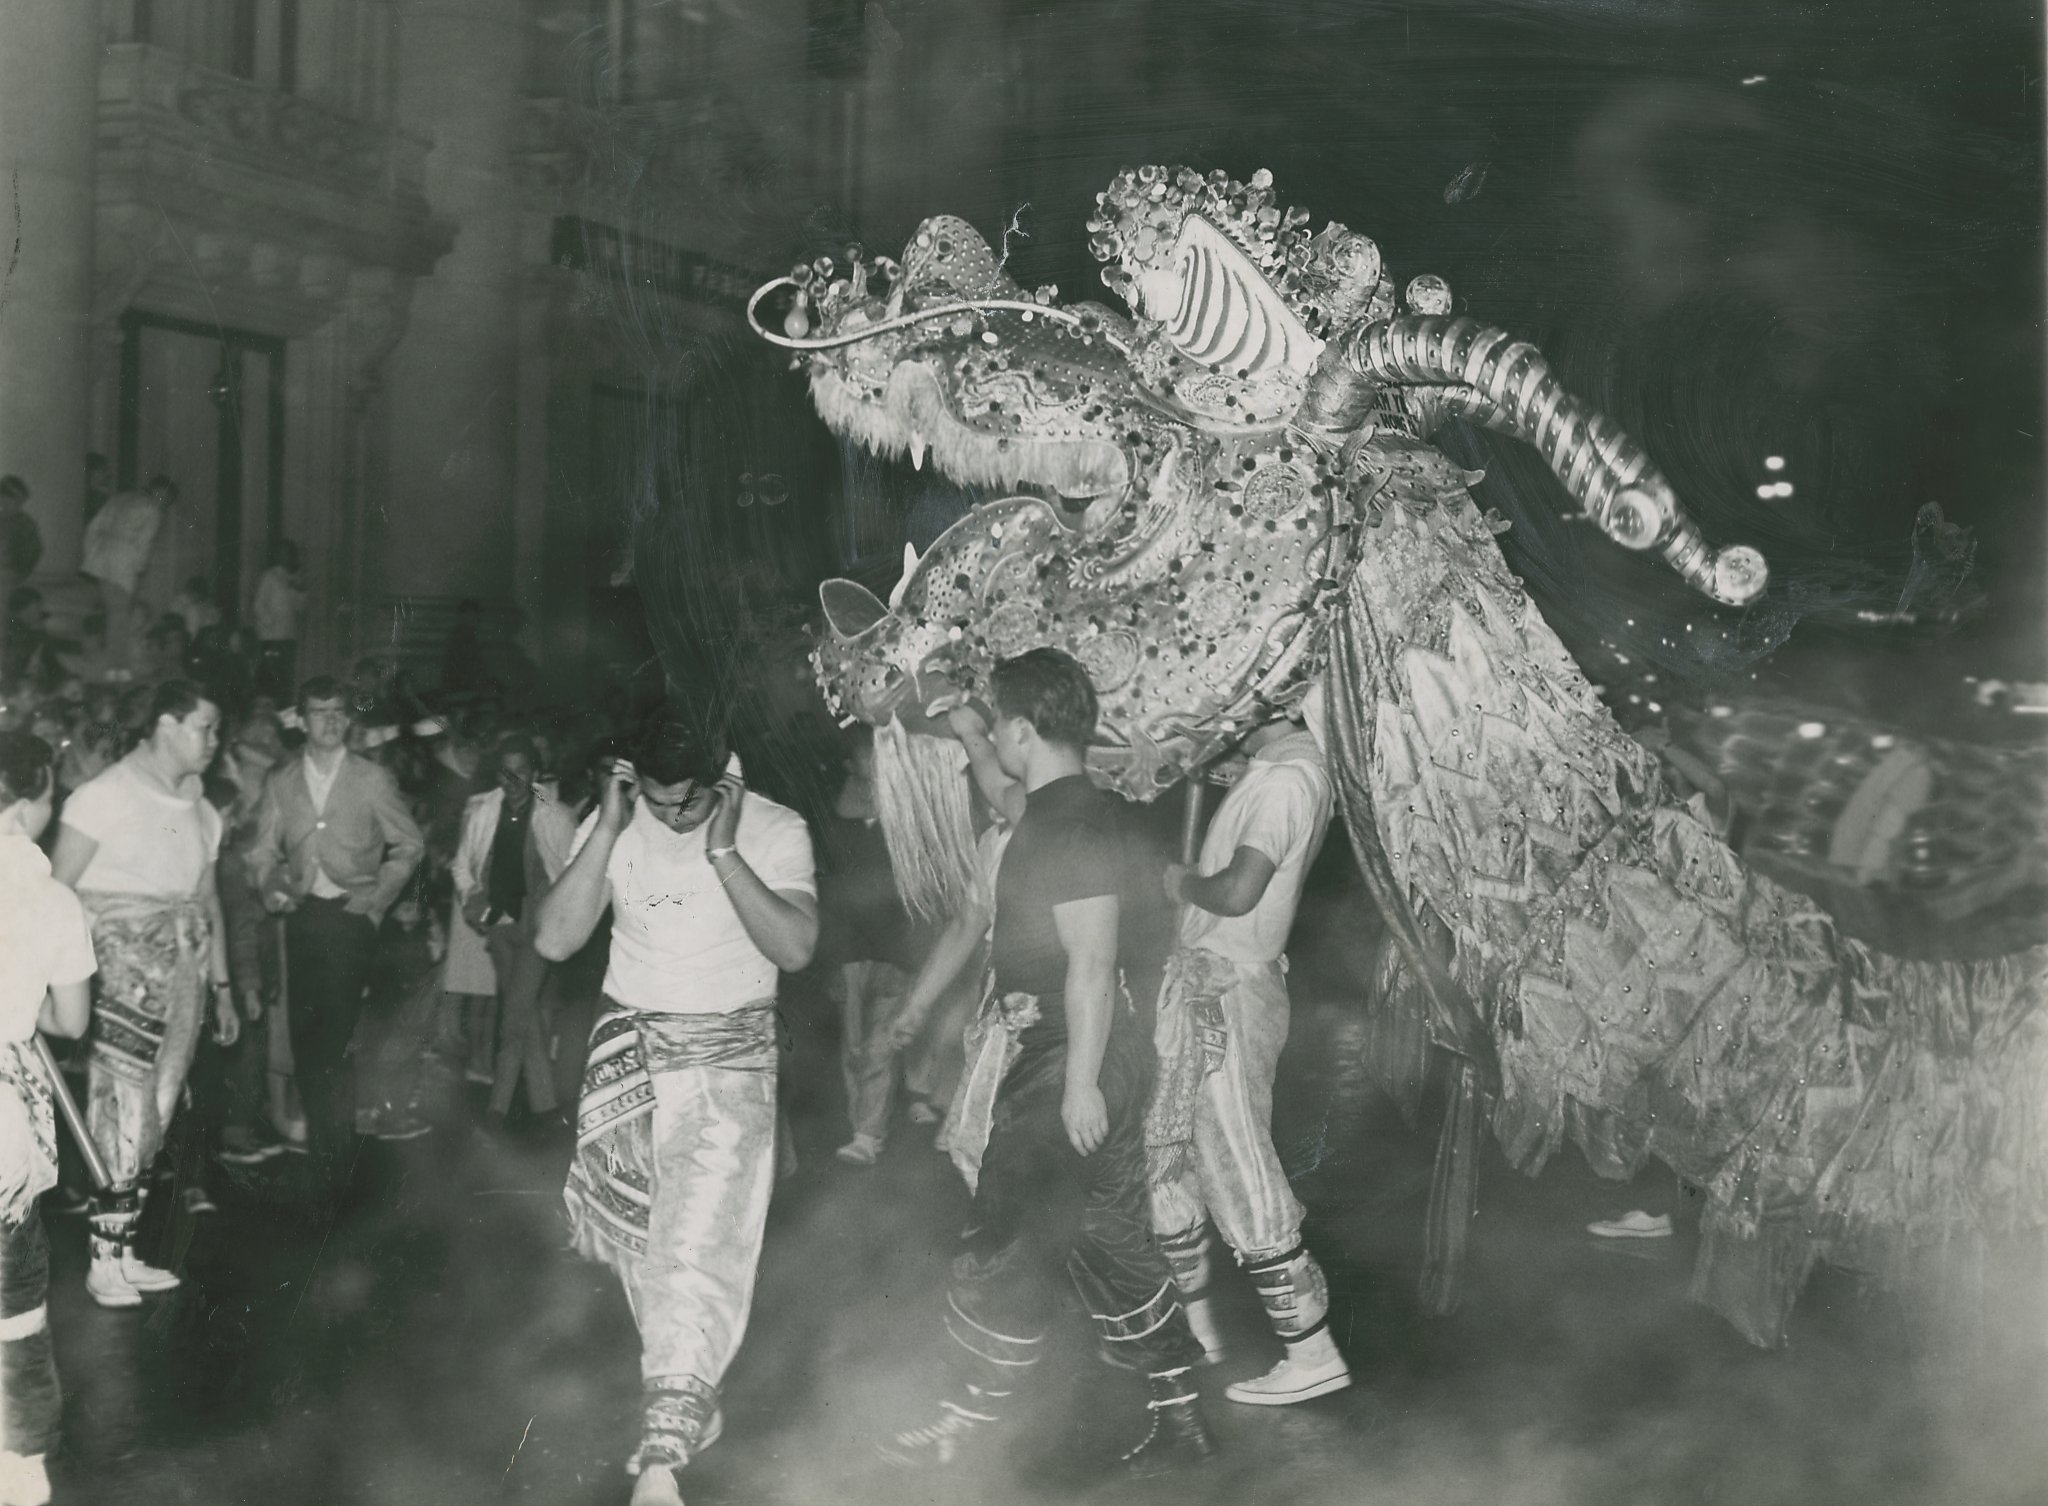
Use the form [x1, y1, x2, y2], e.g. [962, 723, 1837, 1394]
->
[535, 706, 816, 1506]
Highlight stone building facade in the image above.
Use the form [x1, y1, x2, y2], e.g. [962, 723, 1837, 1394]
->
[0, 0, 1013, 692]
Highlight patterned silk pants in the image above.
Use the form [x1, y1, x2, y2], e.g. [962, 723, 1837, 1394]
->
[1150, 957, 1306, 1263]
[1149, 954, 1331, 1344]
[82, 898, 209, 1273]
[565, 1003, 779, 1476]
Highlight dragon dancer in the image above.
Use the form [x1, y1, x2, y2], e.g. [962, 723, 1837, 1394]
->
[535, 711, 817, 1506]
[878, 649, 1215, 1477]
[1148, 701, 1351, 1404]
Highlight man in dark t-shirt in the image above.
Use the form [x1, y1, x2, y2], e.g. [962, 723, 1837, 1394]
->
[988, 771, 1129, 1048]
[949, 705, 1174, 1028]
[880, 649, 1213, 1477]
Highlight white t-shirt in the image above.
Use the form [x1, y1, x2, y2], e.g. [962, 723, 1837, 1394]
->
[62, 754, 224, 898]
[572, 791, 816, 1014]
[0, 835, 96, 1044]
[1181, 731, 1332, 964]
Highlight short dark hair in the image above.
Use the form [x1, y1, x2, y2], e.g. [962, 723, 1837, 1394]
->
[146, 614, 188, 647]
[0, 731, 53, 806]
[0, 475, 26, 501]
[298, 675, 347, 712]
[146, 678, 212, 728]
[990, 648, 1098, 750]
[492, 732, 540, 772]
[628, 704, 725, 789]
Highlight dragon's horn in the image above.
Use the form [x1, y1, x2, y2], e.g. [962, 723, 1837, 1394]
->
[1356, 314, 1768, 606]
[819, 578, 891, 642]
[887, 541, 921, 609]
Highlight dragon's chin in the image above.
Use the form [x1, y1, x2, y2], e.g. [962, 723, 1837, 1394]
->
[810, 361, 1128, 500]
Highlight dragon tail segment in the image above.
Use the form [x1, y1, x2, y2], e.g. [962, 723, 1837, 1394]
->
[1355, 314, 1768, 607]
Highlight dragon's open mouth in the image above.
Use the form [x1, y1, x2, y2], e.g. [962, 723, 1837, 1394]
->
[809, 360, 1129, 500]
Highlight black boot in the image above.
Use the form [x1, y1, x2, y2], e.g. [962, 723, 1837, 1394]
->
[875, 1385, 1008, 1469]
[1122, 1367, 1216, 1477]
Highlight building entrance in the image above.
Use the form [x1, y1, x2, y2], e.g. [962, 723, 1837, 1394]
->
[116, 311, 285, 629]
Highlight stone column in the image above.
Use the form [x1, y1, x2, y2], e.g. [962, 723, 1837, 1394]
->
[0, 2, 101, 571]
[512, 232, 559, 683]
[381, 2, 526, 612]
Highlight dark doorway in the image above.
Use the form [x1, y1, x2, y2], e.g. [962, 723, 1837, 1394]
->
[116, 312, 287, 629]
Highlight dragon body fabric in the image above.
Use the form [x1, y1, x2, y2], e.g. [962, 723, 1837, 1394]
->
[750, 166, 2047, 1346]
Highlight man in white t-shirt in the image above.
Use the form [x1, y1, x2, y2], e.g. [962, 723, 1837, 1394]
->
[535, 707, 815, 1506]
[1146, 710, 1354, 1406]
[51, 679, 237, 1309]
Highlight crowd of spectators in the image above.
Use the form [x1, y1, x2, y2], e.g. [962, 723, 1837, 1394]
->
[0, 561, 661, 1214]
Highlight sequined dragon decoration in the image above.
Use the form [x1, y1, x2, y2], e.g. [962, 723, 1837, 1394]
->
[748, 167, 2046, 1347]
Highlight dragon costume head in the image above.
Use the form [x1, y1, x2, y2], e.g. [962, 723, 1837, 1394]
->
[750, 166, 1768, 909]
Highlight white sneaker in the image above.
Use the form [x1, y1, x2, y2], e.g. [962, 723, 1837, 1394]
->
[1587, 1210, 1673, 1239]
[907, 1100, 942, 1126]
[0, 1450, 51, 1506]
[834, 1135, 882, 1166]
[1225, 1331, 1352, 1406]
[628, 1463, 684, 1506]
[86, 1258, 142, 1309]
[120, 1252, 181, 1293]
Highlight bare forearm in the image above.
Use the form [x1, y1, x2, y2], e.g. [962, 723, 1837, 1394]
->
[1179, 868, 1253, 917]
[715, 857, 818, 972]
[534, 834, 613, 960]
[904, 907, 985, 1018]
[1172, 846, 1277, 918]
[39, 981, 90, 1038]
[49, 825, 94, 889]
[1062, 960, 1114, 1091]
[959, 727, 1025, 824]
[206, 886, 231, 985]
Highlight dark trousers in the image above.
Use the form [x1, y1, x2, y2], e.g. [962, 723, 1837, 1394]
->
[1, 1207, 60, 1456]
[285, 899, 377, 1179]
[159, 1029, 227, 1209]
[947, 1025, 1203, 1390]
[485, 923, 555, 1116]
[223, 1005, 271, 1144]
